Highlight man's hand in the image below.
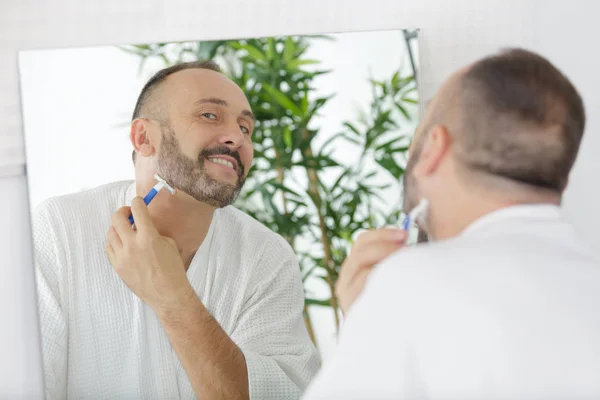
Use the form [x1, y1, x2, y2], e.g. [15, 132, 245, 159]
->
[335, 228, 408, 315]
[105, 196, 194, 313]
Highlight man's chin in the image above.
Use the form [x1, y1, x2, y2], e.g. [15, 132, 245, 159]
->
[204, 171, 241, 188]
[193, 188, 241, 209]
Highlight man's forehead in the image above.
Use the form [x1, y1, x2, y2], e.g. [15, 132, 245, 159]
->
[165, 69, 249, 104]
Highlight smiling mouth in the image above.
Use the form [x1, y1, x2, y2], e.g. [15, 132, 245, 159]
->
[207, 157, 236, 171]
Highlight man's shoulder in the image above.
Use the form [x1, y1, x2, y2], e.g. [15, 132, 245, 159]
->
[33, 180, 133, 222]
[372, 239, 461, 280]
[368, 228, 600, 295]
[363, 235, 497, 299]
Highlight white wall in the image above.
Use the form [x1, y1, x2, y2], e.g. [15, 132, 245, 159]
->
[531, 5, 600, 245]
[1, 0, 599, 397]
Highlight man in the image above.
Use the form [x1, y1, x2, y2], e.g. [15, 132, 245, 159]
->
[303, 48, 600, 399]
[33, 60, 320, 399]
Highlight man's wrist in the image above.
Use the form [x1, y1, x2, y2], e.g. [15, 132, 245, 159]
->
[155, 284, 203, 321]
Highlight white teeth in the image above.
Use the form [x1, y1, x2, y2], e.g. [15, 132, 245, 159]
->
[208, 157, 234, 169]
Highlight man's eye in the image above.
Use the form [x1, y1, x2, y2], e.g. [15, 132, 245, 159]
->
[240, 126, 250, 134]
[202, 113, 217, 119]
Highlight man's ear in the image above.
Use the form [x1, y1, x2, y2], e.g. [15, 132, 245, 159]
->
[413, 124, 452, 177]
[130, 119, 156, 158]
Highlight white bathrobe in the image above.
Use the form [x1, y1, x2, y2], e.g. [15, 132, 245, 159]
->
[33, 180, 320, 399]
[303, 205, 600, 400]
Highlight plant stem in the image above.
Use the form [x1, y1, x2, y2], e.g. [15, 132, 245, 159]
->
[275, 153, 291, 244]
[301, 130, 341, 333]
[275, 146, 321, 346]
[303, 307, 318, 348]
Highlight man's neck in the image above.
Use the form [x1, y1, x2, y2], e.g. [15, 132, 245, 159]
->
[428, 187, 561, 242]
[136, 181, 215, 269]
[425, 164, 564, 241]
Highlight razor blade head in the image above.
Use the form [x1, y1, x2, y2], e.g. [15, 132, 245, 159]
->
[409, 198, 429, 226]
[153, 174, 176, 195]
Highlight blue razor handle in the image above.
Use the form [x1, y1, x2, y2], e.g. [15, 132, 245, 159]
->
[128, 187, 159, 225]
[402, 217, 411, 231]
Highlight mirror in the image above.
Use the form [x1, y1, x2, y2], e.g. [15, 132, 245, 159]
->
[19, 28, 420, 398]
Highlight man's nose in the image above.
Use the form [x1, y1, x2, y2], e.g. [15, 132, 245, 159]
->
[217, 121, 245, 148]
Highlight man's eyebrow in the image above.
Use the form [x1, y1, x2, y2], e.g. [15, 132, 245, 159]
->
[194, 97, 256, 122]
[242, 110, 256, 122]
[195, 97, 228, 107]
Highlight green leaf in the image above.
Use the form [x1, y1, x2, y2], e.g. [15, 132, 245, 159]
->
[330, 168, 353, 192]
[388, 145, 410, 153]
[391, 71, 400, 89]
[283, 126, 292, 148]
[304, 34, 336, 41]
[283, 36, 295, 63]
[344, 136, 362, 146]
[396, 103, 411, 120]
[262, 83, 303, 117]
[343, 122, 362, 137]
[196, 40, 227, 60]
[268, 181, 303, 198]
[266, 37, 276, 60]
[369, 79, 386, 88]
[402, 97, 419, 105]
[305, 298, 332, 307]
[226, 41, 243, 50]
[313, 94, 335, 110]
[298, 154, 340, 169]
[300, 92, 309, 114]
[159, 54, 170, 66]
[319, 132, 345, 152]
[401, 75, 415, 85]
[375, 136, 403, 151]
[375, 153, 405, 180]
[287, 59, 320, 69]
[242, 44, 267, 63]
[306, 69, 333, 79]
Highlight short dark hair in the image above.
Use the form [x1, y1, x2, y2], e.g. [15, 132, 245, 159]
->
[455, 48, 585, 192]
[131, 60, 222, 162]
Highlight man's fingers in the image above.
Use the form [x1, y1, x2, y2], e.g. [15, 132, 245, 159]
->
[338, 269, 371, 314]
[341, 240, 404, 283]
[105, 243, 115, 264]
[107, 226, 122, 249]
[353, 240, 404, 267]
[339, 228, 408, 289]
[337, 228, 409, 315]
[355, 228, 407, 248]
[130, 197, 158, 236]
[112, 206, 135, 241]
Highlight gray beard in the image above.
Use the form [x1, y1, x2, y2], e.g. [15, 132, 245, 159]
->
[416, 228, 429, 243]
[156, 129, 245, 208]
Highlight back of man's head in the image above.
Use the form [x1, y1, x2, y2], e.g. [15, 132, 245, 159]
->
[454, 48, 585, 193]
[405, 48, 586, 240]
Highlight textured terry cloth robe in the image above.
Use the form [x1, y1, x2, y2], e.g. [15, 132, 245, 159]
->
[33, 180, 320, 399]
[303, 205, 600, 400]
